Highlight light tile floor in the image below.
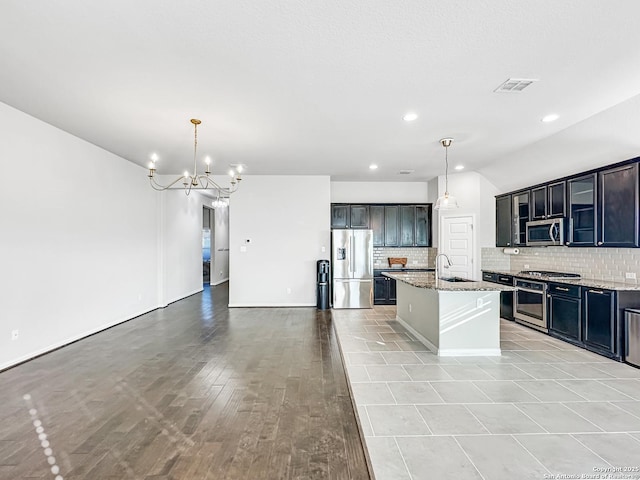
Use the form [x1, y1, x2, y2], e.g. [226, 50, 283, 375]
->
[332, 306, 640, 480]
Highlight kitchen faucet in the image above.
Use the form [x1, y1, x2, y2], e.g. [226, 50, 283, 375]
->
[435, 253, 452, 280]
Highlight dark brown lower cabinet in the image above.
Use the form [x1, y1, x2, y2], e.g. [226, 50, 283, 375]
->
[374, 276, 396, 305]
[582, 288, 615, 358]
[548, 283, 582, 345]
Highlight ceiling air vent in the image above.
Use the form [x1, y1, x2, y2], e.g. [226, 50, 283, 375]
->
[494, 78, 538, 93]
[398, 169, 414, 175]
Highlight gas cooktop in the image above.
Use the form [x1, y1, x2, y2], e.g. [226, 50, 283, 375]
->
[519, 270, 581, 279]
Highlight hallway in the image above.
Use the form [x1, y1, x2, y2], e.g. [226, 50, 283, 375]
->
[0, 285, 370, 479]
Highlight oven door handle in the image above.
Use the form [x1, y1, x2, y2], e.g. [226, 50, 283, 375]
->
[516, 286, 546, 294]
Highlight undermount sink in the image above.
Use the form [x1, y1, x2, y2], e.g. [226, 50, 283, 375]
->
[439, 277, 474, 283]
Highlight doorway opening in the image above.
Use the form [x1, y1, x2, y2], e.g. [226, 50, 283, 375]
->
[203, 206, 214, 285]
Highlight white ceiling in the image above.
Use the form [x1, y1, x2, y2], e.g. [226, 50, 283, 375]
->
[2, 0, 640, 191]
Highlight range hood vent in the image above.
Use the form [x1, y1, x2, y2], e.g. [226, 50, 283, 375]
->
[494, 78, 538, 93]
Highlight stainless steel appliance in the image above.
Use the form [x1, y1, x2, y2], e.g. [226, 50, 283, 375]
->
[332, 229, 373, 308]
[515, 278, 548, 332]
[526, 218, 564, 246]
[625, 309, 640, 368]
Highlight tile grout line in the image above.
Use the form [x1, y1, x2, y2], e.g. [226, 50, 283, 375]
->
[510, 434, 555, 476]
[392, 436, 414, 480]
[451, 435, 487, 480]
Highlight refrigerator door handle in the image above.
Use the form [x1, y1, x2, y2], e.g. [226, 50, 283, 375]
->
[351, 235, 356, 275]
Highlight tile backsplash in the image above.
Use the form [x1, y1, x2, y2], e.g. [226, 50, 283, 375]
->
[373, 247, 436, 267]
[482, 246, 640, 284]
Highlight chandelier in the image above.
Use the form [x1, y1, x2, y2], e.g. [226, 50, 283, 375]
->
[147, 118, 242, 196]
[434, 137, 459, 210]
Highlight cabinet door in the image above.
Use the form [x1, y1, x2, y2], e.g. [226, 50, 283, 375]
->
[583, 289, 615, 354]
[512, 191, 530, 246]
[598, 163, 639, 247]
[548, 181, 566, 218]
[567, 174, 596, 246]
[415, 205, 432, 246]
[388, 278, 397, 303]
[350, 205, 370, 229]
[331, 204, 350, 229]
[373, 277, 388, 304]
[400, 206, 416, 246]
[500, 291, 514, 321]
[370, 206, 385, 247]
[495, 195, 512, 247]
[531, 186, 547, 220]
[548, 294, 581, 342]
[384, 206, 399, 246]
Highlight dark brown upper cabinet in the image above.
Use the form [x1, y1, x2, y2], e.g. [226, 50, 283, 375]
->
[547, 181, 566, 218]
[597, 163, 639, 247]
[496, 194, 512, 247]
[512, 191, 530, 246]
[567, 173, 596, 246]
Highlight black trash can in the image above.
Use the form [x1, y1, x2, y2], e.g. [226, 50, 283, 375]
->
[317, 260, 330, 310]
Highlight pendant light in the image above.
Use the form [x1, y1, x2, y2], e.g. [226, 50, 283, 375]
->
[434, 137, 460, 210]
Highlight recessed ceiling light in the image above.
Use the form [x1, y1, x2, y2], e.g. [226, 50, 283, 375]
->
[542, 113, 559, 123]
[369, 164, 378, 170]
[403, 112, 418, 122]
[455, 165, 464, 170]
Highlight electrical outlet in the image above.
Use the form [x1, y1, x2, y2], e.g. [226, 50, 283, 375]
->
[11, 329, 19, 341]
[524, 264, 530, 269]
[626, 272, 637, 280]
[286, 287, 291, 294]
[409, 303, 412, 313]
[476, 298, 484, 308]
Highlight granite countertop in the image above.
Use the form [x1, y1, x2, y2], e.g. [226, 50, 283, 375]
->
[482, 269, 640, 292]
[383, 271, 516, 292]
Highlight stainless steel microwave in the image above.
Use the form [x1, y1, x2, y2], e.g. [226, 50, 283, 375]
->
[526, 218, 564, 246]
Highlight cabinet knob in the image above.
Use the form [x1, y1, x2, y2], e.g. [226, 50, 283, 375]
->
[507, 243, 510, 246]
[597, 241, 603, 246]
[565, 242, 570, 246]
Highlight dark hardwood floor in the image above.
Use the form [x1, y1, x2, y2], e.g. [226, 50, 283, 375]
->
[0, 284, 371, 479]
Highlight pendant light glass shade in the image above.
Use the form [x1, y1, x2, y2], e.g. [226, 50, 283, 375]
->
[434, 137, 460, 211]
[434, 191, 459, 210]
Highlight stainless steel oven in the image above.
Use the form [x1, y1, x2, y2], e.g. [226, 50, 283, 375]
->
[515, 279, 548, 332]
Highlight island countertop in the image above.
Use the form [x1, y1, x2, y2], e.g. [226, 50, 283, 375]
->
[382, 271, 516, 292]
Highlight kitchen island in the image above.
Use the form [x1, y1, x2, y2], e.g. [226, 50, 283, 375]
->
[383, 271, 515, 356]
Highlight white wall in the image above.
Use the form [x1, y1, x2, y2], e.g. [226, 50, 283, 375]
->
[229, 176, 330, 306]
[159, 190, 207, 305]
[434, 171, 499, 280]
[331, 181, 429, 203]
[0, 102, 206, 370]
[0, 103, 159, 369]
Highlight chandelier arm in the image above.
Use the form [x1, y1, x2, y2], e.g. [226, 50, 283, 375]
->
[150, 175, 187, 191]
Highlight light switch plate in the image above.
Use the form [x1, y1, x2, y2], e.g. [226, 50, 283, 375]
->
[626, 272, 636, 280]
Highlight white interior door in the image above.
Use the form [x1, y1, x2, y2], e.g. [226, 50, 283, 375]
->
[440, 215, 475, 280]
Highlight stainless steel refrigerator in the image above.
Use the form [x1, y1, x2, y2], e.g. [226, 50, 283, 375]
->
[332, 229, 373, 309]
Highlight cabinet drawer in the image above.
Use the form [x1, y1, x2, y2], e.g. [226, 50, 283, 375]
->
[497, 274, 514, 285]
[548, 283, 581, 298]
[482, 271, 497, 283]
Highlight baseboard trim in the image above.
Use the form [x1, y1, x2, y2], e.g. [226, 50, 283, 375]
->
[211, 278, 229, 286]
[1, 288, 204, 372]
[437, 347, 502, 357]
[227, 303, 315, 308]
